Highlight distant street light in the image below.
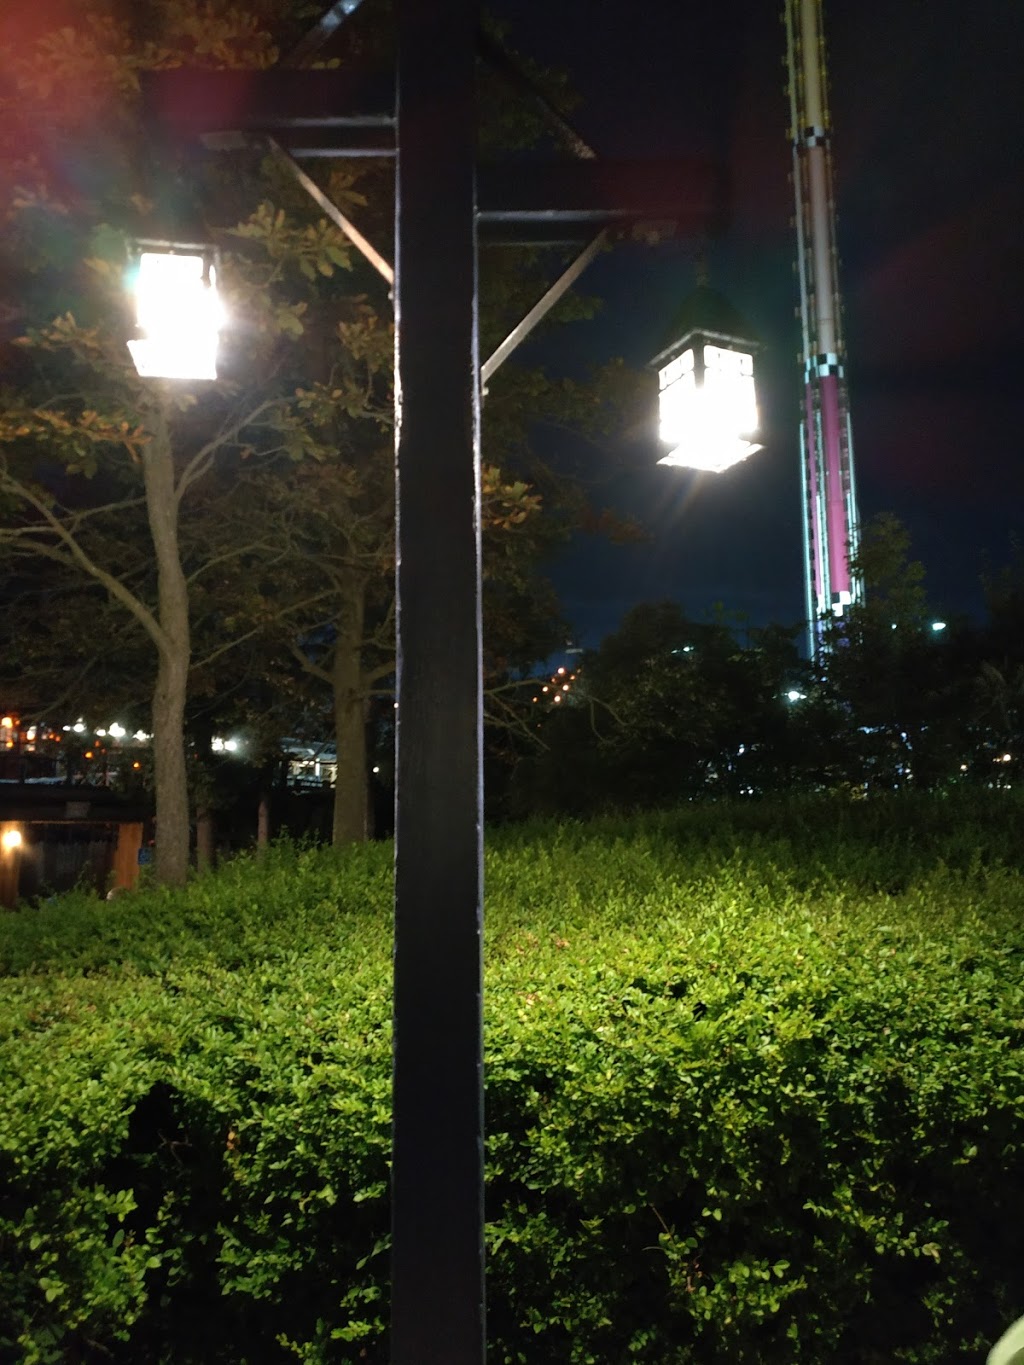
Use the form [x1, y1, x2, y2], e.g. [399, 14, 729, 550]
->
[931, 620, 947, 633]
[651, 284, 763, 474]
[127, 242, 224, 381]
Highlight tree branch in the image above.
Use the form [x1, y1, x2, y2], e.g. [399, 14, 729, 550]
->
[0, 473, 165, 649]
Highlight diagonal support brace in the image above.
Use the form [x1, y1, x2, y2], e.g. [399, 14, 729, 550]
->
[481, 229, 608, 384]
[268, 137, 394, 285]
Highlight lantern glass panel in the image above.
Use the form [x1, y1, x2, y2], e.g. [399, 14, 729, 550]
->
[127, 251, 224, 381]
[658, 369, 697, 446]
[657, 339, 761, 474]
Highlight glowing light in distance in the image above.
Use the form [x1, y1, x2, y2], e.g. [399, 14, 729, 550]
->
[1, 828, 22, 852]
[108, 723, 126, 738]
[786, 690, 806, 702]
[127, 252, 224, 381]
[931, 621, 947, 632]
[73, 721, 86, 733]
[133, 730, 150, 742]
[0, 716, 12, 729]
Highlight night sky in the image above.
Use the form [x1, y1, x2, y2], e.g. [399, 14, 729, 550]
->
[489, 0, 1024, 647]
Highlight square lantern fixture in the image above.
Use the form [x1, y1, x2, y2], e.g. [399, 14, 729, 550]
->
[650, 285, 763, 474]
[127, 242, 224, 381]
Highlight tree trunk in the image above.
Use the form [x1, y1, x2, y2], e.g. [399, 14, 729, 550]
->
[332, 586, 369, 845]
[144, 422, 192, 887]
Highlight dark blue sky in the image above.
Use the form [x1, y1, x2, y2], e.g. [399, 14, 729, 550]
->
[489, 0, 1024, 647]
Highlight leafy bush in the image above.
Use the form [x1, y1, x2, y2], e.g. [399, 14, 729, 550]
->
[1, 797, 1023, 1362]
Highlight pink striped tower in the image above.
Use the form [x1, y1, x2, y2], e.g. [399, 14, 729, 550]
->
[785, 0, 862, 653]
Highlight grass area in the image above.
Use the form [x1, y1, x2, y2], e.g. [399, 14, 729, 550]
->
[1, 793, 1023, 1362]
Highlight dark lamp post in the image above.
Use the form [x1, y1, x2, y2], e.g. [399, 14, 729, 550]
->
[136, 7, 727, 1357]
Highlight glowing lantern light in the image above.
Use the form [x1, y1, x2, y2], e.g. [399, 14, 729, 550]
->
[651, 285, 763, 475]
[127, 245, 224, 381]
[1, 828, 22, 852]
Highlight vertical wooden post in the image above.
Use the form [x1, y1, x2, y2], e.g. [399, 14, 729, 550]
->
[112, 821, 144, 890]
[257, 794, 270, 856]
[392, 1, 485, 1361]
[0, 822, 24, 908]
[195, 809, 215, 873]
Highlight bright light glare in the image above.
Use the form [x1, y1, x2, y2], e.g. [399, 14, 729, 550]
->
[127, 252, 224, 381]
[931, 620, 947, 632]
[658, 347, 761, 474]
[1, 828, 22, 852]
[73, 721, 86, 734]
[108, 723, 126, 738]
[786, 690, 806, 702]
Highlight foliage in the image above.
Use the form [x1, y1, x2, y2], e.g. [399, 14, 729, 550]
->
[2, 795, 1023, 1361]
[502, 516, 1024, 818]
[509, 602, 812, 815]
[0, 0, 641, 858]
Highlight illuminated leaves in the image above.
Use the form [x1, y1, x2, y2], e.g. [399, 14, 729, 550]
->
[3, 808, 1023, 1357]
[0, 397, 151, 475]
[229, 201, 353, 287]
[482, 465, 544, 531]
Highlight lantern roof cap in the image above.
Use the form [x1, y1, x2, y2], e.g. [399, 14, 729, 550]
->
[650, 284, 760, 370]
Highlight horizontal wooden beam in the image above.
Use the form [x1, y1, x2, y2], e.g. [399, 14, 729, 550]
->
[477, 158, 724, 232]
[141, 68, 394, 143]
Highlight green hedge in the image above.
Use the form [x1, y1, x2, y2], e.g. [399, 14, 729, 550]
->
[2, 796, 1023, 1362]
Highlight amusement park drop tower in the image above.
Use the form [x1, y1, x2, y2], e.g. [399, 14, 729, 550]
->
[785, 0, 863, 651]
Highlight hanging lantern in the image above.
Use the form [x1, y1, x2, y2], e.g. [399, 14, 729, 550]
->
[650, 285, 763, 474]
[127, 241, 224, 381]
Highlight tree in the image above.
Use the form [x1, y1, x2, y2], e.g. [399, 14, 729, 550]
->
[0, 5, 373, 881]
[509, 602, 813, 815]
[1, 3, 635, 865]
[818, 513, 966, 789]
